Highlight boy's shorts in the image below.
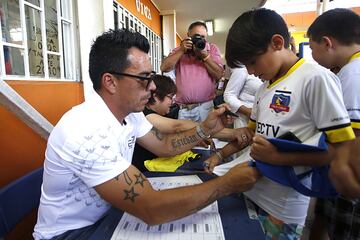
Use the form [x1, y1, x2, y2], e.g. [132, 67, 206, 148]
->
[248, 199, 304, 240]
[315, 197, 360, 239]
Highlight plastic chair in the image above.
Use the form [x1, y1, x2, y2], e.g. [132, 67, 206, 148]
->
[0, 167, 43, 237]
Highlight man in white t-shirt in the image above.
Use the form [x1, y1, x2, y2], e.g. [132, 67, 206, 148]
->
[33, 29, 260, 240]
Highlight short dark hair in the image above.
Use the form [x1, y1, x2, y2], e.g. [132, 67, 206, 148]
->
[188, 21, 207, 32]
[226, 8, 290, 68]
[148, 75, 177, 105]
[89, 29, 150, 91]
[307, 8, 360, 45]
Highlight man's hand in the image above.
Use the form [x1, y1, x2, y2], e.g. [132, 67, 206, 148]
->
[329, 138, 360, 198]
[180, 37, 193, 53]
[222, 162, 261, 193]
[250, 135, 280, 164]
[193, 45, 209, 59]
[201, 105, 232, 136]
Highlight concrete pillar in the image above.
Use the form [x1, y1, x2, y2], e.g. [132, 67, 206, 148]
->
[317, 0, 323, 16]
[160, 10, 176, 58]
[77, 0, 106, 99]
[317, 0, 330, 16]
[322, 0, 330, 13]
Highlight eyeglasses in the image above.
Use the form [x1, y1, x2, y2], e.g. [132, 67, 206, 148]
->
[108, 71, 156, 90]
[165, 94, 175, 101]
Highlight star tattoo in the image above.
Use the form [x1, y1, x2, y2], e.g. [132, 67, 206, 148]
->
[123, 187, 139, 202]
[134, 173, 146, 187]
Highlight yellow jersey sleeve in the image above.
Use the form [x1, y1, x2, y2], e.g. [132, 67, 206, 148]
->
[325, 125, 355, 143]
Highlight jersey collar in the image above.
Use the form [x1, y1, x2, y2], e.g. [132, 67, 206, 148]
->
[349, 51, 360, 63]
[268, 58, 305, 89]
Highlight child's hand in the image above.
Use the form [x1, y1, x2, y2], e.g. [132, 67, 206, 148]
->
[203, 154, 223, 173]
[250, 135, 280, 164]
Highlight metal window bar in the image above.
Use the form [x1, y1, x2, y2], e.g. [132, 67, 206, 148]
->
[20, 0, 30, 78]
[39, 0, 49, 78]
[113, 1, 162, 73]
[57, 0, 64, 79]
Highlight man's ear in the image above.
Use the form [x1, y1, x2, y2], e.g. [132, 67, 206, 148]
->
[101, 73, 117, 94]
[270, 34, 285, 51]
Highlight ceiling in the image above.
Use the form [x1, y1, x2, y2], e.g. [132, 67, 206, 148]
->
[151, 0, 267, 59]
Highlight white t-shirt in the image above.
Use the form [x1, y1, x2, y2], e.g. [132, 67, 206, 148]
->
[338, 53, 360, 128]
[33, 93, 152, 240]
[224, 67, 262, 128]
[246, 59, 352, 225]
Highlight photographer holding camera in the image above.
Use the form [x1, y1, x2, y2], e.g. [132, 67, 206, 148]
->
[161, 21, 223, 122]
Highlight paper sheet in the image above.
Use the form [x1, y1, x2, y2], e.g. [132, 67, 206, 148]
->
[110, 175, 225, 240]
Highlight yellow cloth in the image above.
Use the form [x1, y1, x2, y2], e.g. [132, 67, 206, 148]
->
[144, 150, 200, 172]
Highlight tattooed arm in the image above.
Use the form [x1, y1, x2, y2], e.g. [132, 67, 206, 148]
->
[95, 163, 260, 225]
[146, 113, 197, 134]
[145, 113, 254, 144]
[136, 126, 202, 156]
[137, 106, 229, 157]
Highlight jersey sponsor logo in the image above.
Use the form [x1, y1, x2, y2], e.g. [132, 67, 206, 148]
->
[269, 93, 291, 113]
[256, 121, 280, 137]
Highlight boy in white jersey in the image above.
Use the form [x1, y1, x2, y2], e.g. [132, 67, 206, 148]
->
[205, 8, 355, 240]
[306, 8, 360, 240]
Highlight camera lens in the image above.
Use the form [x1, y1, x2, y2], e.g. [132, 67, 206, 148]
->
[191, 35, 206, 50]
[195, 40, 205, 50]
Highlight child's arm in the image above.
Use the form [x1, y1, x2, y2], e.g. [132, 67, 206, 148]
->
[203, 140, 248, 173]
[330, 132, 360, 198]
[250, 135, 336, 166]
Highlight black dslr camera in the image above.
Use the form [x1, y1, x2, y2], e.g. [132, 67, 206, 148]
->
[191, 34, 206, 50]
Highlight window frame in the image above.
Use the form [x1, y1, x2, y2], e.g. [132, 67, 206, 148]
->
[113, 1, 162, 73]
[0, 0, 79, 81]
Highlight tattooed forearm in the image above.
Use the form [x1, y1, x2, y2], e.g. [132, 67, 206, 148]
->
[189, 190, 221, 214]
[171, 134, 198, 150]
[151, 127, 164, 140]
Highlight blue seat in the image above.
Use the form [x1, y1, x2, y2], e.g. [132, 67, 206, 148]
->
[0, 167, 43, 237]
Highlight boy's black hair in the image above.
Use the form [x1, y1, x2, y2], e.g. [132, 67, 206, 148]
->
[89, 29, 150, 91]
[307, 8, 360, 45]
[188, 21, 208, 32]
[226, 8, 290, 68]
[148, 75, 177, 105]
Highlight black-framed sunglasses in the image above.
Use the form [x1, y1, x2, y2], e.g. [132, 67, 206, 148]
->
[108, 71, 156, 90]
